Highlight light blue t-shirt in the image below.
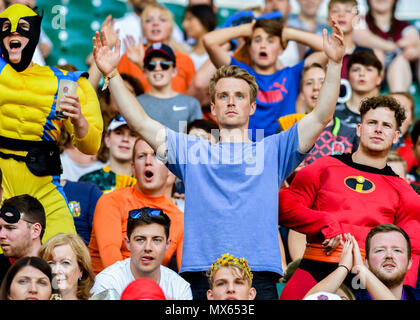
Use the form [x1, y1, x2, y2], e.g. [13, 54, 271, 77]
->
[163, 123, 305, 275]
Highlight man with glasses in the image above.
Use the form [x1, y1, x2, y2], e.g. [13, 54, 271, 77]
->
[90, 206, 192, 300]
[137, 43, 203, 133]
[0, 194, 46, 285]
[88, 138, 184, 275]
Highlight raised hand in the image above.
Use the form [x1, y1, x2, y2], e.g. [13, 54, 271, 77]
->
[101, 15, 120, 49]
[322, 19, 345, 64]
[350, 235, 364, 274]
[124, 35, 145, 67]
[92, 30, 121, 76]
[339, 233, 354, 272]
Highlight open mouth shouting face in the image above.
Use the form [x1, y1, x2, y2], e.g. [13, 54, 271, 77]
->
[249, 28, 282, 72]
[2, 19, 30, 63]
[132, 139, 170, 196]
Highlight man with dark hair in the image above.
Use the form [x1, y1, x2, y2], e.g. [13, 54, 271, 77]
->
[303, 225, 420, 300]
[90, 207, 191, 300]
[0, 194, 46, 285]
[279, 95, 420, 299]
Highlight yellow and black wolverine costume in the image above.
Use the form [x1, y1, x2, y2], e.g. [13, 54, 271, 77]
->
[0, 4, 103, 241]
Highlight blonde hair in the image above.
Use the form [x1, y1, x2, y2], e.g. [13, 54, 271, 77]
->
[39, 233, 95, 300]
[209, 65, 258, 104]
[206, 253, 253, 289]
[207, 265, 252, 289]
[141, 3, 174, 33]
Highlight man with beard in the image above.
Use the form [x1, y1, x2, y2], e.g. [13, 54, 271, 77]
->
[355, 224, 420, 300]
[279, 95, 420, 299]
[0, 194, 46, 285]
[303, 226, 420, 300]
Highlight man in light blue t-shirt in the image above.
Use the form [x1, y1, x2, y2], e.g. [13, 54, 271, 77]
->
[92, 19, 345, 300]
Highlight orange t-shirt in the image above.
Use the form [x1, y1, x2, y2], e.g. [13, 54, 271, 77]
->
[88, 186, 184, 274]
[117, 50, 195, 94]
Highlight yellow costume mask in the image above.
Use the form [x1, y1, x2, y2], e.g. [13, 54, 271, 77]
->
[0, 4, 42, 71]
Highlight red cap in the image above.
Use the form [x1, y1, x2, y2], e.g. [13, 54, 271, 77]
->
[120, 278, 166, 300]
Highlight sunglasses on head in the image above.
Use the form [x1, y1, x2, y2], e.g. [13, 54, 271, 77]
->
[128, 207, 170, 223]
[144, 60, 174, 71]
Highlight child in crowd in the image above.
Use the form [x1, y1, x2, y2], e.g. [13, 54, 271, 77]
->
[354, 0, 420, 92]
[299, 63, 358, 165]
[79, 115, 138, 193]
[137, 43, 203, 133]
[203, 16, 327, 139]
[117, 3, 195, 94]
[334, 50, 383, 128]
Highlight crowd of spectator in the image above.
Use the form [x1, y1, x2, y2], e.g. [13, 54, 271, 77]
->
[0, 0, 420, 301]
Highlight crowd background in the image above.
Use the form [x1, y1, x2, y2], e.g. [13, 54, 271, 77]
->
[35, 0, 420, 115]
[1, 0, 420, 301]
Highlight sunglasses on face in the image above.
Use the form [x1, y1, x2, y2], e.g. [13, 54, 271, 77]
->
[128, 207, 170, 224]
[144, 60, 174, 71]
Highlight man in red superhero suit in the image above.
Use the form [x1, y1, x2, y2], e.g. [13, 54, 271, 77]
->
[279, 95, 420, 300]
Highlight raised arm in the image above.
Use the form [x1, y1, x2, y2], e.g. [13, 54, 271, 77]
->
[297, 20, 345, 153]
[282, 27, 324, 52]
[203, 23, 253, 68]
[92, 30, 166, 157]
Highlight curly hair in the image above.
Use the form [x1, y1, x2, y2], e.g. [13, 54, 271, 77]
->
[359, 95, 406, 128]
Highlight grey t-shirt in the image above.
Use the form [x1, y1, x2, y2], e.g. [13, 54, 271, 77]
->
[137, 93, 203, 132]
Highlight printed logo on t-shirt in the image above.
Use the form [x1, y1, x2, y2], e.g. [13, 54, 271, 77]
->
[68, 201, 81, 217]
[344, 176, 375, 193]
[257, 78, 288, 103]
[173, 105, 187, 111]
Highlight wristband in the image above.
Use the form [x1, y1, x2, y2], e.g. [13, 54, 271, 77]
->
[338, 265, 350, 274]
[102, 69, 119, 91]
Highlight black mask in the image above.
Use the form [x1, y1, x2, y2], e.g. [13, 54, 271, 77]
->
[0, 4, 42, 72]
[0, 205, 21, 224]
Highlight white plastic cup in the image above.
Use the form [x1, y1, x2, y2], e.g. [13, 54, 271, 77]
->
[56, 79, 78, 119]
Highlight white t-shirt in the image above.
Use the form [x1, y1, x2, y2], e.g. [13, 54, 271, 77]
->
[90, 258, 193, 300]
[60, 151, 105, 182]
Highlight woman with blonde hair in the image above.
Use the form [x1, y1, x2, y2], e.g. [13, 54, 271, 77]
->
[39, 233, 95, 300]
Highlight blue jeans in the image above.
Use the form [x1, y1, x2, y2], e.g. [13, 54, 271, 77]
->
[180, 271, 280, 300]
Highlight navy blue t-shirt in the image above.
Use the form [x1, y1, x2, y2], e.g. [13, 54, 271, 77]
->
[63, 180, 103, 245]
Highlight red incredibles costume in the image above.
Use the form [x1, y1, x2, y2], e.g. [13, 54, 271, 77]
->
[278, 153, 420, 300]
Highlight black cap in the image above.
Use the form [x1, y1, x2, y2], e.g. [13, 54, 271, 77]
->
[143, 43, 176, 66]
